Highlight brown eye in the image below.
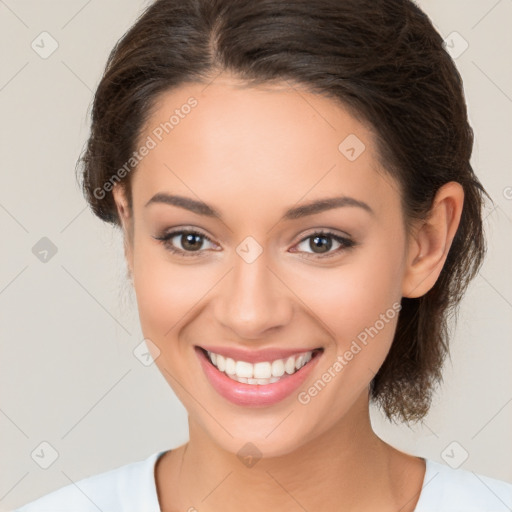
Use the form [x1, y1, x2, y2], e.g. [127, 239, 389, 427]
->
[293, 231, 356, 258]
[309, 234, 333, 253]
[179, 232, 204, 251]
[154, 230, 217, 257]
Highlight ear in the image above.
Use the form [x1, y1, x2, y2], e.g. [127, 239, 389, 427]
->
[112, 184, 134, 278]
[402, 181, 464, 298]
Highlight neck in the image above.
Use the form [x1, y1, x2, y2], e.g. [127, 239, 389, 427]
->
[158, 393, 423, 512]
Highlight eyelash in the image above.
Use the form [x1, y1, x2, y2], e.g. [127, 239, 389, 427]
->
[153, 229, 357, 259]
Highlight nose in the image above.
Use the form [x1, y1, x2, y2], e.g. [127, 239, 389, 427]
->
[213, 250, 294, 340]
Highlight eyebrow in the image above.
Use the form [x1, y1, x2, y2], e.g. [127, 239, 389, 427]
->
[145, 193, 374, 220]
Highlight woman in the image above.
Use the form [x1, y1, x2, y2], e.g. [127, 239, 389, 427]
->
[15, 0, 512, 510]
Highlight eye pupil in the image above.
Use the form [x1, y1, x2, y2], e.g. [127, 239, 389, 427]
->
[182, 233, 202, 251]
[311, 235, 332, 253]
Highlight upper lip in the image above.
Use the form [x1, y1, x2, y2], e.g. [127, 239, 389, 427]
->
[197, 345, 323, 363]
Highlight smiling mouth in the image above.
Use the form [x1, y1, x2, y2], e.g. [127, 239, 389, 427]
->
[198, 346, 324, 385]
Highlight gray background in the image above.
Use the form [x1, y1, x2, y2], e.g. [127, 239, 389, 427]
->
[1, 0, 511, 509]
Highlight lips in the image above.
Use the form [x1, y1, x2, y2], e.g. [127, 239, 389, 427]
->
[195, 345, 323, 407]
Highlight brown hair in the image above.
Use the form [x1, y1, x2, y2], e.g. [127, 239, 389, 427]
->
[78, 0, 488, 423]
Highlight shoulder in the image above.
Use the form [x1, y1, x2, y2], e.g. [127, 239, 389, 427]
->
[415, 458, 512, 512]
[13, 451, 165, 512]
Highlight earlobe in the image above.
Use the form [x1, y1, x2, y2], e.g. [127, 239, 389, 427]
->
[401, 181, 464, 298]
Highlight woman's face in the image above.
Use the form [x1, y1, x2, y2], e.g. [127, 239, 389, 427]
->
[115, 76, 414, 457]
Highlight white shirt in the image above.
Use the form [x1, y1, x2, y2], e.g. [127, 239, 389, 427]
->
[13, 450, 512, 511]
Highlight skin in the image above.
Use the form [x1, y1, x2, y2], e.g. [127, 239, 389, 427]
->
[112, 74, 464, 512]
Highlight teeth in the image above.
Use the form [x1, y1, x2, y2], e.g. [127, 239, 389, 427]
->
[216, 354, 226, 372]
[225, 357, 236, 375]
[271, 359, 285, 377]
[284, 356, 296, 374]
[206, 349, 316, 385]
[235, 360, 253, 378]
[230, 376, 281, 385]
[253, 362, 272, 379]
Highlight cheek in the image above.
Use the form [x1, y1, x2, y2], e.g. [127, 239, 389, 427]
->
[290, 244, 405, 419]
[131, 242, 210, 341]
[298, 244, 403, 339]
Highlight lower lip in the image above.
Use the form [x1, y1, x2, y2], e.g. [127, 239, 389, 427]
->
[195, 347, 322, 407]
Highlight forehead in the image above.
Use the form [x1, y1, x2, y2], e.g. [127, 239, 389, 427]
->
[132, 76, 399, 220]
